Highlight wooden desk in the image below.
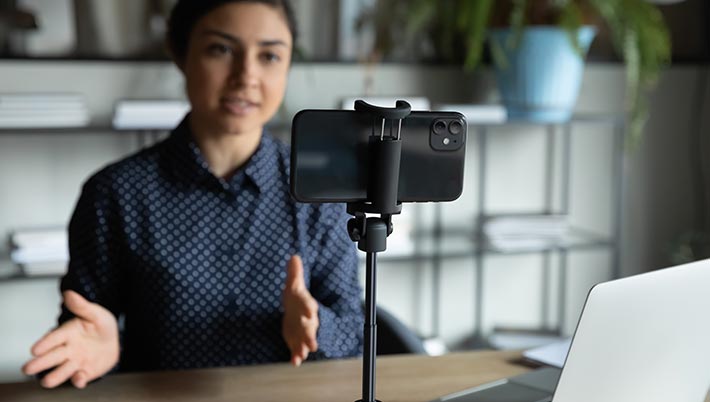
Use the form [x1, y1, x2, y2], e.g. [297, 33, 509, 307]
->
[0, 351, 531, 402]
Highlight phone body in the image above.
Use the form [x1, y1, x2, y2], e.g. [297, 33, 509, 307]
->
[290, 109, 466, 203]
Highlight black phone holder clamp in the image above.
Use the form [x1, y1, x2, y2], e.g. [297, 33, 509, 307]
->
[347, 99, 411, 241]
[347, 100, 411, 402]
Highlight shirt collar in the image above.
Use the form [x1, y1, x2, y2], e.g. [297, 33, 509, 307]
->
[242, 133, 279, 193]
[166, 115, 279, 195]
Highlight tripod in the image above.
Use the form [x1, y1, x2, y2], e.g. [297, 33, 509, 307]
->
[347, 100, 412, 402]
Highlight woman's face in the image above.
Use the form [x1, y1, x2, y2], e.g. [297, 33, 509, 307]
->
[181, 2, 292, 136]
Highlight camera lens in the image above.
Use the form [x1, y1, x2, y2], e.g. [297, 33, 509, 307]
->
[433, 120, 447, 135]
[448, 120, 463, 135]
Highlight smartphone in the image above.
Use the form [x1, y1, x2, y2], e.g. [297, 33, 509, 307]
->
[290, 109, 466, 203]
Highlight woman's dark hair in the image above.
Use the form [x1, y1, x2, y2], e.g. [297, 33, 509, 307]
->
[167, 0, 298, 63]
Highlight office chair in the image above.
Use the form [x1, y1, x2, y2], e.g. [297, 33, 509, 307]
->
[373, 305, 427, 355]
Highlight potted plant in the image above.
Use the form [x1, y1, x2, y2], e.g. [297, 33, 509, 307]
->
[363, 0, 672, 146]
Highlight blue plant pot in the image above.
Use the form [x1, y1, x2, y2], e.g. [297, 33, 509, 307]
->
[489, 27, 596, 123]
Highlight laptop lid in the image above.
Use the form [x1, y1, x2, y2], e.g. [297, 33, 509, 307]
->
[552, 258, 710, 402]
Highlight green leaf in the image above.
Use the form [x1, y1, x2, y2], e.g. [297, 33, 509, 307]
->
[508, 0, 527, 50]
[404, 0, 437, 38]
[588, 0, 671, 149]
[558, 2, 584, 56]
[463, 0, 494, 70]
[489, 33, 509, 70]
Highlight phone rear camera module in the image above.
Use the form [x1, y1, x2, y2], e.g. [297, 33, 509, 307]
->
[430, 116, 465, 152]
[448, 120, 463, 135]
[433, 120, 447, 135]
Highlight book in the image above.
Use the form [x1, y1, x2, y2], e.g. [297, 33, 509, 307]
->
[9, 227, 69, 265]
[10, 227, 67, 249]
[0, 93, 89, 128]
[482, 214, 569, 237]
[0, 115, 90, 128]
[20, 261, 68, 277]
[0, 93, 85, 104]
[488, 328, 567, 351]
[112, 99, 190, 130]
[481, 214, 570, 252]
[10, 248, 69, 264]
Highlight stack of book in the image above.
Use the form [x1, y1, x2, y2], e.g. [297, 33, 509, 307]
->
[488, 327, 568, 351]
[481, 214, 569, 252]
[9, 228, 69, 276]
[0, 93, 90, 128]
[112, 99, 190, 130]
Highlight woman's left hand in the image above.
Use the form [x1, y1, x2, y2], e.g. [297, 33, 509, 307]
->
[281, 255, 319, 366]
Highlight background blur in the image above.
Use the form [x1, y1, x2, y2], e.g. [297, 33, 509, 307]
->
[0, 0, 708, 383]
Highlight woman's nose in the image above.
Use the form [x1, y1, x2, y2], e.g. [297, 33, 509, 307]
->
[230, 55, 259, 88]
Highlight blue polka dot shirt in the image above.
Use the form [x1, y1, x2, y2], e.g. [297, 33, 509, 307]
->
[59, 116, 364, 372]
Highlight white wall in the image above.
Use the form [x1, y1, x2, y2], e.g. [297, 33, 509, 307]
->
[0, 280, 60, 382]
[0, 61, 705, 382]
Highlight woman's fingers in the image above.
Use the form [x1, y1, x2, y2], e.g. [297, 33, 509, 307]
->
[40, 359, 79, 389]
[289, 337, 315, 367]
[31, 324, 71, 356]
[71, 370, 89, 389]
[291, 354, 302, 367]
[281, 255, 320, 366]
[63, 291, 102, 324]
[306, 332, 318, 351]
[22, 345, 69, 376]
[300, 343, 309, 361]
[285, 255, 305, 294]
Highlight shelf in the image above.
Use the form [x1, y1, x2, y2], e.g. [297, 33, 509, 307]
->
[365, 226, 613, 264]
[470, 114, 624, 128]
[0, 111, 621, 136]
[0, 259, 63, 283]
[0, 125, 175, 134]
[481, 226, 613, 255]
[0, 121, 291, 135]
[1, 225, 612, 282]
[438, 103, 624, 128]
[0, 125, 114, 134]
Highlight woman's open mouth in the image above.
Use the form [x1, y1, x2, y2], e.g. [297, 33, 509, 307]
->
[221, 97, 259, 116]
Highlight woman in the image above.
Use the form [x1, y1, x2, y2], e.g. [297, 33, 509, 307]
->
[21, 0, 363, 389]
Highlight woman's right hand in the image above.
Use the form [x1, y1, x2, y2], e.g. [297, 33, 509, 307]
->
[22, 290, 120, 389]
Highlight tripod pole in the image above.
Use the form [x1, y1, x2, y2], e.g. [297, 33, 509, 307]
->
[362, 251, 378, 402]
[349, 99, 411, 402]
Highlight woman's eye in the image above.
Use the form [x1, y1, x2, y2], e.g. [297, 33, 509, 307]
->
[207, 43, 232, 56]
[261, 52, 281, 63]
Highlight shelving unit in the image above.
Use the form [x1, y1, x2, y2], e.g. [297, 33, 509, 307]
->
[0, 114, 625, 350]
[425, 114, 625, 346]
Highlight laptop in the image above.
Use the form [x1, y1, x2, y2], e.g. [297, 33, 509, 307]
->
[432, 258, 710, 402]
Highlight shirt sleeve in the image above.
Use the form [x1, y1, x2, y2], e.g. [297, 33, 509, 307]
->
[307, 203, 364, 360]
[59, 173, 126, 325]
